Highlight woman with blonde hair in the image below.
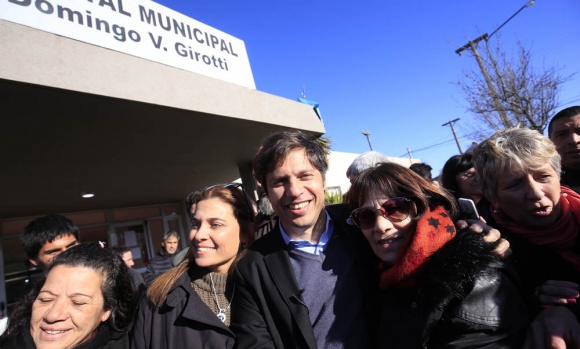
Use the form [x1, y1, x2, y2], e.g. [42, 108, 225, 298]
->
[131, 184, 255, 349]
[473, 127, 580, 307]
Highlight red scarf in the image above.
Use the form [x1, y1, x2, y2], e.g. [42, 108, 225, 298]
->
[379, 206, 456, 291]
[491, 186, 580, 272]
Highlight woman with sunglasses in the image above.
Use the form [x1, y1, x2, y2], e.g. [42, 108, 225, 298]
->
[347, 162, 528, 348]
[131, 184, 255, 349]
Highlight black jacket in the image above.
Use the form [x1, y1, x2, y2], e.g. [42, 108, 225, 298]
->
[142, 249, 177, 285]
[130, 271, 235, 349]
[128, 268, 145, 293]
[231, 204, 375, 349]
[499, 226, 580, 311]
[378, 231, 528, 349]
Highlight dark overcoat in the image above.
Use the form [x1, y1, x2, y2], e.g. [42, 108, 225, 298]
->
[230, 204, 375, 349]
[131, 272, 235, 349]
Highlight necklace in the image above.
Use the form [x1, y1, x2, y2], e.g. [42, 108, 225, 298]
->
[209, 273, 235, 323]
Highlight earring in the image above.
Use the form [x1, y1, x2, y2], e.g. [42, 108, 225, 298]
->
[240, 241, 248, 249]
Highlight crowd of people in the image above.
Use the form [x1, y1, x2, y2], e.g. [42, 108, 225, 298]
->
[1, 105, 580, 348]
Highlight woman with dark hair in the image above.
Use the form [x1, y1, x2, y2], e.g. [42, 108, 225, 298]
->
[0, 242, 135, 349]
[441, 154, 482, 201]
[441, 153, 491, 220]
[347, 162, 527, 348]
[131, 184, 255, 349]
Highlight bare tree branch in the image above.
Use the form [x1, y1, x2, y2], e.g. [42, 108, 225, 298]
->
[455, 35, 573, 139]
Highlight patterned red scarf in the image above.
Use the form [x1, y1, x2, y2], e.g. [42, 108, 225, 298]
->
[491, 186, 580, 272]
[379, 206, 456, 291]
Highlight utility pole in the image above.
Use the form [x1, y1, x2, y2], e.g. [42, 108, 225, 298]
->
[361, 131, 374, 151]
[442, 118, 463, 154]
[455, 0, 534, 129]
[456, 34, 511, 128]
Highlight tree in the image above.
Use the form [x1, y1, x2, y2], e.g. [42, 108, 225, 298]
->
[456, 36, 573, 140]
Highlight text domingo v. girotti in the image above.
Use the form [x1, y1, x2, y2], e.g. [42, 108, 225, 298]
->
[6, 0, 240, 72]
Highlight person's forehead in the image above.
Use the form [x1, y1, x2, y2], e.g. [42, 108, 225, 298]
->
[553, 114, 580, 129]
[272, 149, 320, 174]
[45, 265, 104, 293]
[362, 191, 390, 206]
[42, 233, 77, 247]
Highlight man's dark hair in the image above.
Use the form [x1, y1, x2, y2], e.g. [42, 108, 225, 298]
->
[185, 189, 202, 221]
[111, 246, 131, 256]
[548, 105, 580, 137]
[21, 214, 79, 260]
[253, 130, 328, 191]
[409, 163, 433, 180]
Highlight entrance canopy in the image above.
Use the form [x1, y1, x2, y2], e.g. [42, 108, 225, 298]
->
[0, 20, 325, 219]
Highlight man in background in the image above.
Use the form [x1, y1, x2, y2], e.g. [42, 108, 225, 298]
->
[143, 230, 180, 285]
[21, 214, 79, 270]
[410, 162, 440, 188]
[345, 150, 390, 183]
[112, 246, 145, 292]
[548, 105, 580, 193]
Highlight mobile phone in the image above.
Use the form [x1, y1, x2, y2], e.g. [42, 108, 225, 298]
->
[458, 198, 480, 220]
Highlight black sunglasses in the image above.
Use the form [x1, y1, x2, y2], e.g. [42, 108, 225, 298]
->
[350, 197, 412, 230]
[202, 183, 255, 221]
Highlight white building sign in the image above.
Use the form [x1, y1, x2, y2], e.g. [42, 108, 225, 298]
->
[0, 0, 256, 89]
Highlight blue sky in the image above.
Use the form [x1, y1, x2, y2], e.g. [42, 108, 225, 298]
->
[155, 0, 580, 175]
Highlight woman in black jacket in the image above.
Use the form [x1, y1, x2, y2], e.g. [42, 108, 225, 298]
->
[347, 162, 528, 348]
[131, 184, 255, 349]
[0, 242, 135, 349]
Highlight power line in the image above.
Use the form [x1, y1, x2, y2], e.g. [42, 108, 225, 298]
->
[560, 94, 580, 106]
[404, 92, 580, 157]
[398, 132, 479, 158]
[398, 139, 455, 157]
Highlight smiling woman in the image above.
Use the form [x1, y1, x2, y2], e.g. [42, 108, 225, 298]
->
[0, 242, 135, 349]
[346, 162, 528, 348]
[131, 184, 255, 349]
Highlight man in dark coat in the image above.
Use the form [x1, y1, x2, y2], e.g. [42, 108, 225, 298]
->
[231, 131, 375, 349]
[112, 246, 145, 293]
[143, 231, 180, 285]
[549, 105, 580, 194]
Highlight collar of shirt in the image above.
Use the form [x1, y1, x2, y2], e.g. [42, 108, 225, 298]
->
[279, 210, 333, 255]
